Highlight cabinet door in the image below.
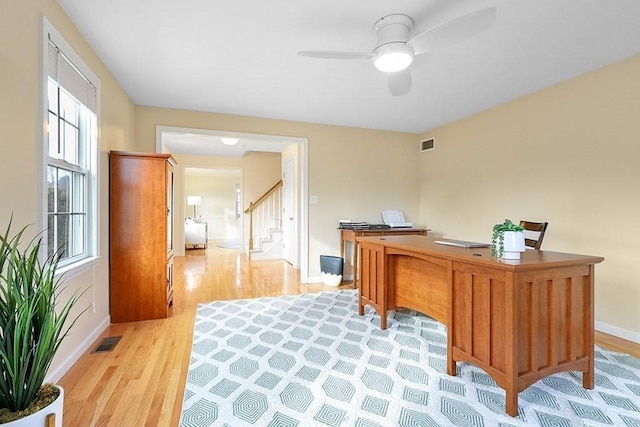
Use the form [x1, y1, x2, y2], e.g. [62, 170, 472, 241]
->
[167, 162, 175, 253]
[167, 255, 174, 312]
[109, 151, 176, 322]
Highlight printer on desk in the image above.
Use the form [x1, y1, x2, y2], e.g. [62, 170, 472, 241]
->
[381, 210, 413, 228]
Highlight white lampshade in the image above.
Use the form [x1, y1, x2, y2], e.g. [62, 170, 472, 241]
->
[373, 43, 414, 72]
[187, 196, 201, 206]
[221, 137, 239, 145]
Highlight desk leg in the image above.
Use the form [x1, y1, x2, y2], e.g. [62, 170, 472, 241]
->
[583, 370, 594, 389]
[505, 391, 518, 417]
[353, 240, 359, 290]
[584, 269, 595, 390]
[340, 233, 346, 285]
[380, 313, 387, 330]
[447, 358, 457, 377]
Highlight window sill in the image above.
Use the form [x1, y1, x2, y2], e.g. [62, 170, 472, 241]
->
[57, 256, 102, 281]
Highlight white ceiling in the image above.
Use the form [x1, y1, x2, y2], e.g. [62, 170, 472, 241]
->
[185, 167, 240, 177]
[57, 0, 640, 138]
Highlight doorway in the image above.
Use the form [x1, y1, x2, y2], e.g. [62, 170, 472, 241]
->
[156, 126, 311, 282]
[184, 167, 242, 246]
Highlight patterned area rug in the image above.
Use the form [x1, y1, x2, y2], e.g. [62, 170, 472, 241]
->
[180, 290, 640, 427]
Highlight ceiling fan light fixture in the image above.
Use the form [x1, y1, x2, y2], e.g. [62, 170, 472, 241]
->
[221, 137, 239, 145]
[373, 43, 414, 72]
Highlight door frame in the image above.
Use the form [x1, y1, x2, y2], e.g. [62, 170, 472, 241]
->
[282, 155, 297, 267]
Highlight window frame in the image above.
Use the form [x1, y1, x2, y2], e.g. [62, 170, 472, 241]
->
[41, 18, 101, 276]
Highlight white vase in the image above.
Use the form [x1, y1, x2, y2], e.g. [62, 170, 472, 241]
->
[501, 231, 525, 260]
[4, 385, 63, 427]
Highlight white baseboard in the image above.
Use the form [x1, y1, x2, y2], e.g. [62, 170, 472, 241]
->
[46, 315, 111, 383]
[595, 320, 640, 344]
[305, 275, 358, 286]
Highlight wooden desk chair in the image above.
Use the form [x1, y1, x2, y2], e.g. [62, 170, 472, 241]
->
[519, 220, 548, 250]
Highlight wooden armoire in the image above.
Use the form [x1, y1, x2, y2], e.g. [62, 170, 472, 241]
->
[109, 151, 176, 322]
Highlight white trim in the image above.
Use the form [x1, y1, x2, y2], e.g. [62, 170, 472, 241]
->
[595, 321, 640, 345]
[306, 275, 324, 284]
[57, 255, 102, 281]
[299, 140, 309, 282]
[281, 155, 297, 268]
[41, 17, 102, 263]
[44, 315, 110, 383]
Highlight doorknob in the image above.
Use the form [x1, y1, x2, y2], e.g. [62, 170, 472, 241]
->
[289, 217, 294, 220]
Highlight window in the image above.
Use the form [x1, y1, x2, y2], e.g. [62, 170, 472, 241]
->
[44, 21, 99, 267]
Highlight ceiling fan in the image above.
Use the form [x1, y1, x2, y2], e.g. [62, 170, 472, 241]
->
[298, 7, 497, 96]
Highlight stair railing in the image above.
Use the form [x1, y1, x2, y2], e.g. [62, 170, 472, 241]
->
[244, 180, 283, 251]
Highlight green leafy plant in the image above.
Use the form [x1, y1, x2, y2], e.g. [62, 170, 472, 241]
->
[0, 218, 88, 422]
[491, 218, 524, 257]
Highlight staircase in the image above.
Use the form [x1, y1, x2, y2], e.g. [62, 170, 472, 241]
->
[245, 180, 283, 261]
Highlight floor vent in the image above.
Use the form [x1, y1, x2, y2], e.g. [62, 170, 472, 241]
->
[92, 336, 122, 353]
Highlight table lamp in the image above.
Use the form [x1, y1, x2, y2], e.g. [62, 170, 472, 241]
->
[187, 196, 201, 218]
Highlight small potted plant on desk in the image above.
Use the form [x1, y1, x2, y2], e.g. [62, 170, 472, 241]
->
[491, 219, 525, 260]
[0, 219, 87, 426]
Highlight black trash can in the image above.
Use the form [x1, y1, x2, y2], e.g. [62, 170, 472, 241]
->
[320, 255, 344, 286]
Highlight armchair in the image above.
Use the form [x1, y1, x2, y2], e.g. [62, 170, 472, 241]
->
[185, 218, 208, 249]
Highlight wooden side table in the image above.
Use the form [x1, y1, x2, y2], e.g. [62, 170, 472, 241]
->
[339, 227, 428, 288]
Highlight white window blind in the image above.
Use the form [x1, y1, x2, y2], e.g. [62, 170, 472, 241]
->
[47, 38, 97, 113]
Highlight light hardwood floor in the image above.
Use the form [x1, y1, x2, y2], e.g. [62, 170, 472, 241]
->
[59, 244, 640, 426]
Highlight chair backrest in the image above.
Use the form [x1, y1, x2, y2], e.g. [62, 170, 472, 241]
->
[519, 220, 548, 250]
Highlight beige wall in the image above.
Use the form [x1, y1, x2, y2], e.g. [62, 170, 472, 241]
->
[0, 1, 136, 380]
[418, 54, 640, 340]
[185, 171, 241, 240]
[136, 107, 421, 278]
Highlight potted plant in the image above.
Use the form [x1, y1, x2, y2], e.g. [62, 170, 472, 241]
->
[491, 219, 525, 259]
[0, 219, 87, 426]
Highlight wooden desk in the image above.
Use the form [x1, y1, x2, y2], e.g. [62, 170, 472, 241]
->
[340, 228, 427, 287]
[357, 235, 603, 417]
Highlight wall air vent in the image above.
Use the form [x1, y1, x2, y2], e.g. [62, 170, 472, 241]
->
[420, 138, 435, 152]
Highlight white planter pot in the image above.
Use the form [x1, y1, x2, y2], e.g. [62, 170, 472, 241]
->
[501, 231, 525, 259]
[4, 385, 63, 427]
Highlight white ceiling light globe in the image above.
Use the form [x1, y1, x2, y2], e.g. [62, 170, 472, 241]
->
[221, 137, 239, 145]
[374, 43, 414, 72]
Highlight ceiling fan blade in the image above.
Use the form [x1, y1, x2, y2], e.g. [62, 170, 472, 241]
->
[388, 70, 412, 96]
[298, 50, 374, 60]
[407, 7, 497, 56]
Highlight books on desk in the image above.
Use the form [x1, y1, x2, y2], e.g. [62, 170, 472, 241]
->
[339, 220, 369, 230]
[368, 224, 390, 230]
[435, 239, 491, 248]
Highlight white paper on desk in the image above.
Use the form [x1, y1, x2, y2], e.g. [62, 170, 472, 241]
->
[382, 210, 405, 224]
